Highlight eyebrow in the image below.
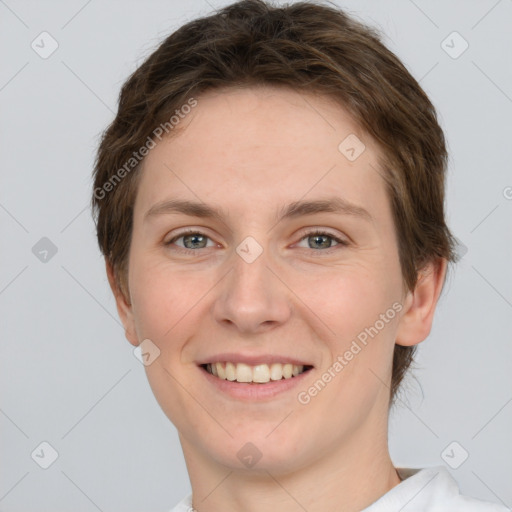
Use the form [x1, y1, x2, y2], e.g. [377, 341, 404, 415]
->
[144, 196, 373, 225]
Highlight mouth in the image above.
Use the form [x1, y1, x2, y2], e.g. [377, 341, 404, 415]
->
[200, 362, 314, 384]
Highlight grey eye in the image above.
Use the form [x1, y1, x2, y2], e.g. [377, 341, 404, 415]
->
[182, 233, 208, 249]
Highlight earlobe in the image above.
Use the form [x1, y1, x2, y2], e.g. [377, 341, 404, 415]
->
[395, 258, 448, 347]
[105, 259, 139, 346]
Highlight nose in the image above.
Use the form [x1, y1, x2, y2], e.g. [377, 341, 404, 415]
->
[212, 241, 292, 335]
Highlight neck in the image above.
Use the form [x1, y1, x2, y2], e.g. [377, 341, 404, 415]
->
[180, 414, 401, 512]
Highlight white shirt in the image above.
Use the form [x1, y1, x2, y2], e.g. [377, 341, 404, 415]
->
[168, 466, 510, 511]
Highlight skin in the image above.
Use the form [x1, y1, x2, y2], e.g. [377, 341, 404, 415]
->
[107, 85, 447, 512]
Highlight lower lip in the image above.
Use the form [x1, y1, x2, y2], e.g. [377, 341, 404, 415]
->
[199, 366, 313, 401]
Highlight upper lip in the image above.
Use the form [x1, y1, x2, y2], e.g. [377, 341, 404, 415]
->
[197, 353, 314, 367]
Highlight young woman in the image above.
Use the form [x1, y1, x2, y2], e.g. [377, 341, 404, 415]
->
[92, 1, 508, 510]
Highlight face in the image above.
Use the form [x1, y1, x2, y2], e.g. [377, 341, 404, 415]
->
[115, 85, 424, 475]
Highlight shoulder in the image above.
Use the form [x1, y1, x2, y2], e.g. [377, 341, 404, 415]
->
[168, 493, 193, 512]
[451, 494, 510, 511]
[168, 470, 510, 512]
[363, 466, 510, 512]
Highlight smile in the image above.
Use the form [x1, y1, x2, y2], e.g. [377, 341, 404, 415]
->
[202, 362, 313, 384]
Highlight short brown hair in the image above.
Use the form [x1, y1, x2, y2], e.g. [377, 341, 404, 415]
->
[92, 0, 457, 403]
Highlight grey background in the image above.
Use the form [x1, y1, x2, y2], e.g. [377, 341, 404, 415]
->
[1, 0, 511, 510]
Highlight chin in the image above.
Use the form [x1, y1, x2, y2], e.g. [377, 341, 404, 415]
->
[199, 429, 310, 474]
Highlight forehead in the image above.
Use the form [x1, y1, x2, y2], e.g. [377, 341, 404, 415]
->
[135, 85, 387, 217]
[170, 85, 366, 153]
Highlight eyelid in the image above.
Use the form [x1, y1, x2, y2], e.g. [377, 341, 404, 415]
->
[295, 227, 348, 242]
[165, 227, 349, 254]
[165, 228, 217, 248]
[293, 228, 349, 252]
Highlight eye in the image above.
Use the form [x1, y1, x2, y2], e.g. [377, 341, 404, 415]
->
[296, 230, 349, 252]
[164, 228, 349, 255]
[165, 229, 216, 253]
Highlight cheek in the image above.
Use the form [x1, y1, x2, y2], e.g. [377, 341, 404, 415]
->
[128, 255, 181, 339]
[310, 265, 400, 335]
[128, 254, 217, 346]
[306, 265, 401, 391]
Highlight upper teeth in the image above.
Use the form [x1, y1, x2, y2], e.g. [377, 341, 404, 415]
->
[206, 362, 305, 383]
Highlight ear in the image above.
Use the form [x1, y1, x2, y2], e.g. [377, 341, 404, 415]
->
[105, 259, 139, 346]
[395, 258, 448, 347]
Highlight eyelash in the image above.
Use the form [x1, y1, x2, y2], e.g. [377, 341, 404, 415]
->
[164, 229, 349, 255]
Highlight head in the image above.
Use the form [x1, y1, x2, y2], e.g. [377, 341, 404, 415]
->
[92, 0, 456, 473]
